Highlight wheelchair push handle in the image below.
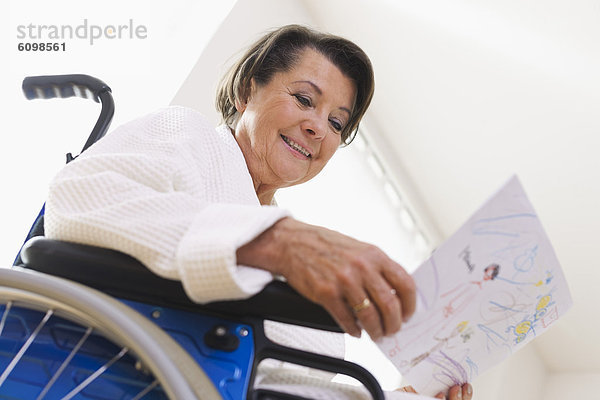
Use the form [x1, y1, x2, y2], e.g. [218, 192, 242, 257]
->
[21, 74, 115, 156]
[22, 74, 111, 103]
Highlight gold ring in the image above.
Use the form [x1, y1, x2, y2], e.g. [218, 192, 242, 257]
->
[352, 298, 371, 313]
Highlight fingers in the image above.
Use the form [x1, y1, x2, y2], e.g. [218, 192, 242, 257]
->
[346, 288, 383, 339]
[325, 298, 362, 338]
[462, 383, 473, 400]
[438, 383, 473, 400]
[324, 279, 402, 340]
[448, 385, 461, 400]
[257, 219, 416, 339]
[383, 260, 417, 322]
[364, 276, 402, 337]
[343, 250, 414, 340]
[397, 386, 417, 393]
[357, 257, 415, 339]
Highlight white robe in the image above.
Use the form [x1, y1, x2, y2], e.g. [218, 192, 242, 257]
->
[45, 106, 426, 400]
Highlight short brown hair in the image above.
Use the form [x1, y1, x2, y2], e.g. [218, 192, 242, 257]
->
[216, 24, 374, 145]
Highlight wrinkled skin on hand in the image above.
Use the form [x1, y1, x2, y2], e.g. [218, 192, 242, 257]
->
[236, 217, 416, 340]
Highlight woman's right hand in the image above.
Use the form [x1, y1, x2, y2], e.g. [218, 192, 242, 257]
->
[399, 384, 473, 400]
[236, 217, 416, 340]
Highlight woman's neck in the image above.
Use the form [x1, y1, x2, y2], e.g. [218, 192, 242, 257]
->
[232, 127, 279, 206]
[256, 187, 276, 205]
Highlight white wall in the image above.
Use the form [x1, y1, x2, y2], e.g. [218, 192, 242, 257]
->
[472, 344, 546, 400]
[303, 0, 599, 398]
[1, 0, 236, 266]
[542, 372, 600, 400]
[171, 0, 315, 118]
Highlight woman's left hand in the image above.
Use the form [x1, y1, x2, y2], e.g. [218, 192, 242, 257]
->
[398, 383, 473, 400]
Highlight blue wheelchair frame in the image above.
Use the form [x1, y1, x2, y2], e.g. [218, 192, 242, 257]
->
[2, 75, 385, 400]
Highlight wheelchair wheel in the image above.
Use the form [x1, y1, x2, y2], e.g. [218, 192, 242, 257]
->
[0, 267, 221, 400]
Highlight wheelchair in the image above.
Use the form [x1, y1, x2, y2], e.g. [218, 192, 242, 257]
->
[1, 75, 386, 400]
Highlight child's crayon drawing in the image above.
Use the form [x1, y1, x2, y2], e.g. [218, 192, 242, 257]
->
[377, 176, 572, 396]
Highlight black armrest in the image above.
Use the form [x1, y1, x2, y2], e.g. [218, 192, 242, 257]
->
[20, 238, 388, 400]
[20, 237, 341, 332]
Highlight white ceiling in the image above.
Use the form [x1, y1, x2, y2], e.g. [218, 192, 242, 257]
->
[302, 0, 600, 373]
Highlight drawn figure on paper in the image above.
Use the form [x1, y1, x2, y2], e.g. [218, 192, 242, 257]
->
[441, 264, 500, 318]
[512, 245, 538, 275]
[459, 246, 476, 273]
[458, 321, 475, 343]
[378, 178, 574, 395]
[534, 294, 553, 320]
[387, 263, 502, 366]
[506, 292, 554, 344]
[429, 350, 470, 388]
[507, 319, 534, 344]
[465, 356, 479, 379]
[477, 323, 510, 353]
[402, 321, 473, 371]
[409, 322, 474, 388]
[537, 271, 554, 286]
[541, 305, 559, 328]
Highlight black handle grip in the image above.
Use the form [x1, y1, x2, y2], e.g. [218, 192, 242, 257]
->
[22, 74, 111, 103]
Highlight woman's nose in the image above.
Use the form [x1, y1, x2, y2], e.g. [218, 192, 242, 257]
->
[302, 116, 326, 140]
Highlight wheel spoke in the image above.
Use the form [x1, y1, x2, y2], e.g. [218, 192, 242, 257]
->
[0, 301, 12, 335]
[36, 326, 93, 400]
[131, 379, 160, 400]
[61, 346, 129, 400]
[0, 308, 54, 387]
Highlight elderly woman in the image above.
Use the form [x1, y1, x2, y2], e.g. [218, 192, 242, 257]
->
[45, 25, 472, 400]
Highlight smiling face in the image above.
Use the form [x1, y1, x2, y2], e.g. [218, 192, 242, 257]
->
[233, 48, 356, 202]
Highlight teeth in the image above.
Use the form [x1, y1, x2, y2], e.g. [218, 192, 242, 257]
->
[282, 135, 311, 157]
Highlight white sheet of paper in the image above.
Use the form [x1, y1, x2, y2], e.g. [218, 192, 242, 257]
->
[377, 176, 572, 396]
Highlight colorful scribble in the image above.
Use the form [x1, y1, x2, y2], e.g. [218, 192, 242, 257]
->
[541, 306, 559, 328]
[376, 176, 572, 397]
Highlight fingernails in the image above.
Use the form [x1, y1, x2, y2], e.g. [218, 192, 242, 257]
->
[466, 383, 473, 396]
[457, 389, 462, 400]
[368, 329, 383, 341]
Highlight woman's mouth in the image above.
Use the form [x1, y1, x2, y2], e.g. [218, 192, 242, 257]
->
[281, 135, 312, 158]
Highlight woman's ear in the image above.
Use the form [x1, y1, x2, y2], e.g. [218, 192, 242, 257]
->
[235, 78, 256, 113]
[234, 97, 247, 113]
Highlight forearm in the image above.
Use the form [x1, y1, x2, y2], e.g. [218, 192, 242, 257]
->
[236, 216, 295, 276]
[47, 161, 290, 303]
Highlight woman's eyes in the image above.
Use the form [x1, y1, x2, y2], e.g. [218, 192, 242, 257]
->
[293, 93, 344, 133]
[294, 94, 312, 107]
[329, 118, 343, 132]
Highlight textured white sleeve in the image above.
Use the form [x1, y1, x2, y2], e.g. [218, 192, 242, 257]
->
[45, 106, 290, 303]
